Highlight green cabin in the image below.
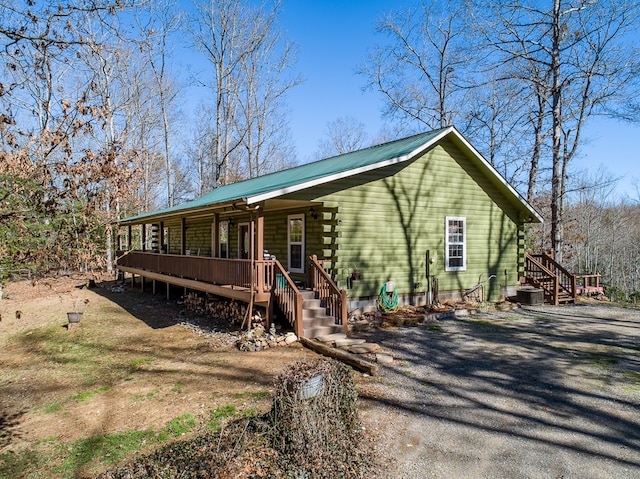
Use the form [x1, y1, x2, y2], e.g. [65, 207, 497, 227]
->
[117, 126, 542, 337]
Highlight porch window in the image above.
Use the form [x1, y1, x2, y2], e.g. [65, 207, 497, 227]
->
[445, 216, 466, 271]
[219, 220, 229, 258]
[288, 214, 305, 273]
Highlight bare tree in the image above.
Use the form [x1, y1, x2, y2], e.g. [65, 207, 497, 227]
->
[237, 1, 301, 178]
[361, 0, 475, 131]
[479, 0, 640, 261]
[135, 0, 182, 207]
[316, 116, 369, 158]
[189, 0, 299, 186]
[189, 0, 250, 186]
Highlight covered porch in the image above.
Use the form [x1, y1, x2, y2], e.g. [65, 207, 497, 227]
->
[115, 200, 347, 338]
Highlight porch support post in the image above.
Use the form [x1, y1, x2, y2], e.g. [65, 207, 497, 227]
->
[341, 289, 348, 333]
[213, 213, 220, 258]
[141, 224, 146, 251]
[127, 225, 132, 250]
[181, 217, 186, 255]
[159, 222, 164, 253]
[256, 206, 264, 293]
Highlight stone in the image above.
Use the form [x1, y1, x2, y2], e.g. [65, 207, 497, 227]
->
[348, 343, 381, 354]
[284, 334, 298, 345]
[316, 333, 347, 343]
[334, 338, 367, 348]
[375, 353, 394, 364]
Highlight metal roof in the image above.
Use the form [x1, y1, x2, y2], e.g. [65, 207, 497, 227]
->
[120, 126, 542, 224]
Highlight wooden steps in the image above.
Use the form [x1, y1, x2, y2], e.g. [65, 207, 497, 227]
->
[300, 289, 343, 338]
[524, 252, 577, 305]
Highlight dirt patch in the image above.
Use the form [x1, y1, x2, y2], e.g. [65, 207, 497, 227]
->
[0, 276, 317, 477]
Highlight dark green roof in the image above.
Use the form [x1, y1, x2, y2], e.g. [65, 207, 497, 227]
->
[121, 126, 542, 224]
[121, 128, 448, 223]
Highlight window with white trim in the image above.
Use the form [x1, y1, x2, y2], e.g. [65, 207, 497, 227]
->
[445, 216, 466, 271]
[288, 214, 305, 273]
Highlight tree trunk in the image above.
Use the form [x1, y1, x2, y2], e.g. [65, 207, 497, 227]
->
[550, 0, 563, 263]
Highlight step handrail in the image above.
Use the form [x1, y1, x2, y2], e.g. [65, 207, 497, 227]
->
[308, 255, 348, 333]
[271, 260, 303, 337]
[531, 253, 577, 300]
[525, 253, 560, 305]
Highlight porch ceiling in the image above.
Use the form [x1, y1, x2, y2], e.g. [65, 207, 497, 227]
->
[119, 199, 320, 226]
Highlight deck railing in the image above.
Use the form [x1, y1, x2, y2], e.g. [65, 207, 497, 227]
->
[117, 251, 275, 294]
[271, 259, 303, 337]
[531, 253, 577, 301]
[308, 255, 347, 332]
[576, 274, 604, 295]
[525, 253, 560, 305]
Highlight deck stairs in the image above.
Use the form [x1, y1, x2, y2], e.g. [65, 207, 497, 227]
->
[524, 253, 577, 305]
[300, 289, 344, 338]
[525, 275, 575, 305]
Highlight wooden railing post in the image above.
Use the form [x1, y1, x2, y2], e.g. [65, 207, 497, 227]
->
[295, 292, 304, 338]
[340, 289, 348, 333]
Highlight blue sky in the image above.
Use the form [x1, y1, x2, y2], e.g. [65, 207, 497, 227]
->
[278, 0, 387, 162]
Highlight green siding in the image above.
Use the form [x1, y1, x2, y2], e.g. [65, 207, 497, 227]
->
[165, 218, 213, 256]
[282, 138, 522, 301]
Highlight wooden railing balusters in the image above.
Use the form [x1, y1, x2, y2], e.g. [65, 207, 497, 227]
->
[271, 260, 303, 337]
[308, 255, 347, 333]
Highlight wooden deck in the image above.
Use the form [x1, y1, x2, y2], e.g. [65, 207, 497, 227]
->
[576, 274, 605, 296]
[524, 253, 604, 304]
[116, 251, 348, 338]
[118, 265, 271, 305]
[117, 251, 274, 304]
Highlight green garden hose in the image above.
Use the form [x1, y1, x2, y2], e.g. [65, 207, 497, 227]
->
[378, 282, 399, 312]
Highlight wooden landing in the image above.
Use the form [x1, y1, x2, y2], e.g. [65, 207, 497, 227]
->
[576, 286, 605, 296]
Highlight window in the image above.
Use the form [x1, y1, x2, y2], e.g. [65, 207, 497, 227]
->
[288, 214, 305, 273]
[219, 220, 229, 258]
[445, 216, 466, 271]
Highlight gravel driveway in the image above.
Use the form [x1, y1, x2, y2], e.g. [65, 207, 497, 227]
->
[356, 304, 640, 479]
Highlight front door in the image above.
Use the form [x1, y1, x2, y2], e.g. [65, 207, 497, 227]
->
[239, 223, 250, 259]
